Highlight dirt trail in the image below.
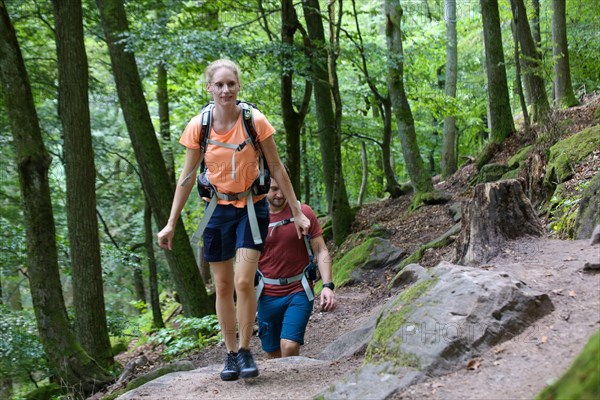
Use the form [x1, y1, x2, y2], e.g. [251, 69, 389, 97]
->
[116, 237, 600, 400]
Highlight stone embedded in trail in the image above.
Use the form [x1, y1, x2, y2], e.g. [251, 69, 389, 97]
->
[320, 262, 554, 399]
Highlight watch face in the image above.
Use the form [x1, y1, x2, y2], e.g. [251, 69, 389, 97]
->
[324, 282, 335, 290]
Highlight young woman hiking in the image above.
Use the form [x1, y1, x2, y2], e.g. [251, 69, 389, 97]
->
[157, 59, 309, 381]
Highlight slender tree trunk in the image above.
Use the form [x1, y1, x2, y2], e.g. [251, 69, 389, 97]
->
[441, 0, 458, 178]
[301, 129, 311, 204]
[384, 0, 433, 195]
[302, 0, 351, 244]
[53, 0, 113, 369]
[281, 0, 312, 196]
[511, 0, 550, 122]
[531, 0, 541, 47]
[511, 18, 530, 132]
[480, 0, 515, 144]
[357, 141, 368, 206]
[144, 201, 164, 329]
[0, 2, 112, 394]
[350, 0, 401, 197]
[95, 0, 213, 317]
[552, 0, 578, 108]
[157, 61, 175, 186]
[0, 281, 12, 399]
[381, 99, 403, 197]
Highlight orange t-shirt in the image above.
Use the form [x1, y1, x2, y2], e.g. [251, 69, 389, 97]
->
[179, 107, 275, 207]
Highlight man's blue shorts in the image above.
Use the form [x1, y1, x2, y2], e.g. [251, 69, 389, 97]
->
[202, 197, 269, 262]
[257, 291, 314, 352]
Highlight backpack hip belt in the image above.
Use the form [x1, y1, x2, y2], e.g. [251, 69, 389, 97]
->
[255, 216, 316, 302]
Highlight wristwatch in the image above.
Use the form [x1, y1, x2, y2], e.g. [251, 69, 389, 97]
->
[323, 282, 335, 291]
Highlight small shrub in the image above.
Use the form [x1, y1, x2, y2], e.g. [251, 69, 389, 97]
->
[148, 315, 220, 360]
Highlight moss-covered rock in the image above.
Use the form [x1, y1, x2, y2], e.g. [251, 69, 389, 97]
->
[364, 276, 438, 367]
[24, 384, 63, 400]
[575, 171, 600, 240]
[545, 125, 600, 186]
[330, 237, 406, 290]
[476, 163, 513, 184]
[508, 145, 533, 168]
[536, 329, 600, 400]
[410, 189, 451, 210]
[501, 168, 519, 180]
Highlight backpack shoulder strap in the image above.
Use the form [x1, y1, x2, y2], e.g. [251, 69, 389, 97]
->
[199, 102, 215, 158]
[238, 101, 259, 149]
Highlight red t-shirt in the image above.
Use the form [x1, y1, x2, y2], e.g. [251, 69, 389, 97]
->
[258, 203, 323, 297]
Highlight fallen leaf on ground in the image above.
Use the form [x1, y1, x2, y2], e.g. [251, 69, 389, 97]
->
[541, 336, 548, 344]
[467, 359, 481, 370]
[569, 290, 577, 297]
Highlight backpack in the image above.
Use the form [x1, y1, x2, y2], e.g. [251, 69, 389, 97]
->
[190, 100, 271, 246]
[254, 215, 318, 302]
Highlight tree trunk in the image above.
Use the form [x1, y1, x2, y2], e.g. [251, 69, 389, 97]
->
[157, 61, 175, 186]
[441, 0, 458, 178]
[511, 18, 530, 133]
[0, 284, 12, 399]
[94, 0, 213, 317]
[384, 0, 433, 195]
[480, 0, 515, 144]
[281, 0, 312, 196]
[552, 0, 578, 108]
[144, 201, 164, 329]
[357, 141, 368, 206]
[511, 0, 550, 123]
[456, 179, 544, 266]
[531, 0, 541, 47]
[0, 2, 113, 394]
[381, 99, 403, 197]
[53, 0, 113, 369]
[301, 130, 311, 204]
[350, 0, 401, 198]
[302, 0, 352, 245]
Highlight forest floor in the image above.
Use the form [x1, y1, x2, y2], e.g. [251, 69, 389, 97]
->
[98, 94, 600, 400]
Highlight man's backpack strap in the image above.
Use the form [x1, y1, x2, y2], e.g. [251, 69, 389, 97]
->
[255, 213, 316, 301]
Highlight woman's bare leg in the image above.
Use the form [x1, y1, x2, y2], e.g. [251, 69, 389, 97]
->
[211, 259, 236, 352]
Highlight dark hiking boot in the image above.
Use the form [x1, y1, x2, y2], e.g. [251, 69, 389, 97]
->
[220, 351, 239, 381]
[237, 348, 259, 378]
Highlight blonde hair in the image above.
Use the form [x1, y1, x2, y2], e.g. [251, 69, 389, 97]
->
[204, 59, 242, 85]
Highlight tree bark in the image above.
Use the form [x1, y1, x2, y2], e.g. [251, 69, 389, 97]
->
[384, 0, 433, 195]
[0, 1, 112, 394]
[511, 18, 530, 133]
[144, 201, 164, 329]
[302, 0, 352, 244]
[357, 141, 368, 206]
[531, 0, 541, 47]
[53, 0, 113, 369]
[94, 0, 213, 317]
[480, 0, 515, 144]
[456, 179, 544, 266]
[281, 0, 312, 196]
[511, 0, 550, 122]
[441, 0, 458, 178]
[551, 0, 578, 108]
[157, 61, 175, 186]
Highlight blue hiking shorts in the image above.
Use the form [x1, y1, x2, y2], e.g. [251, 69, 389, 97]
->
[257, 291, 314, 353]
[202, 197, 269, 262]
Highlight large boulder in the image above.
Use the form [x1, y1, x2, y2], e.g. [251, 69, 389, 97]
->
[575, 171, 600, 240]
[331, 237, 407, 288]
[321, 263, 554, 399]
